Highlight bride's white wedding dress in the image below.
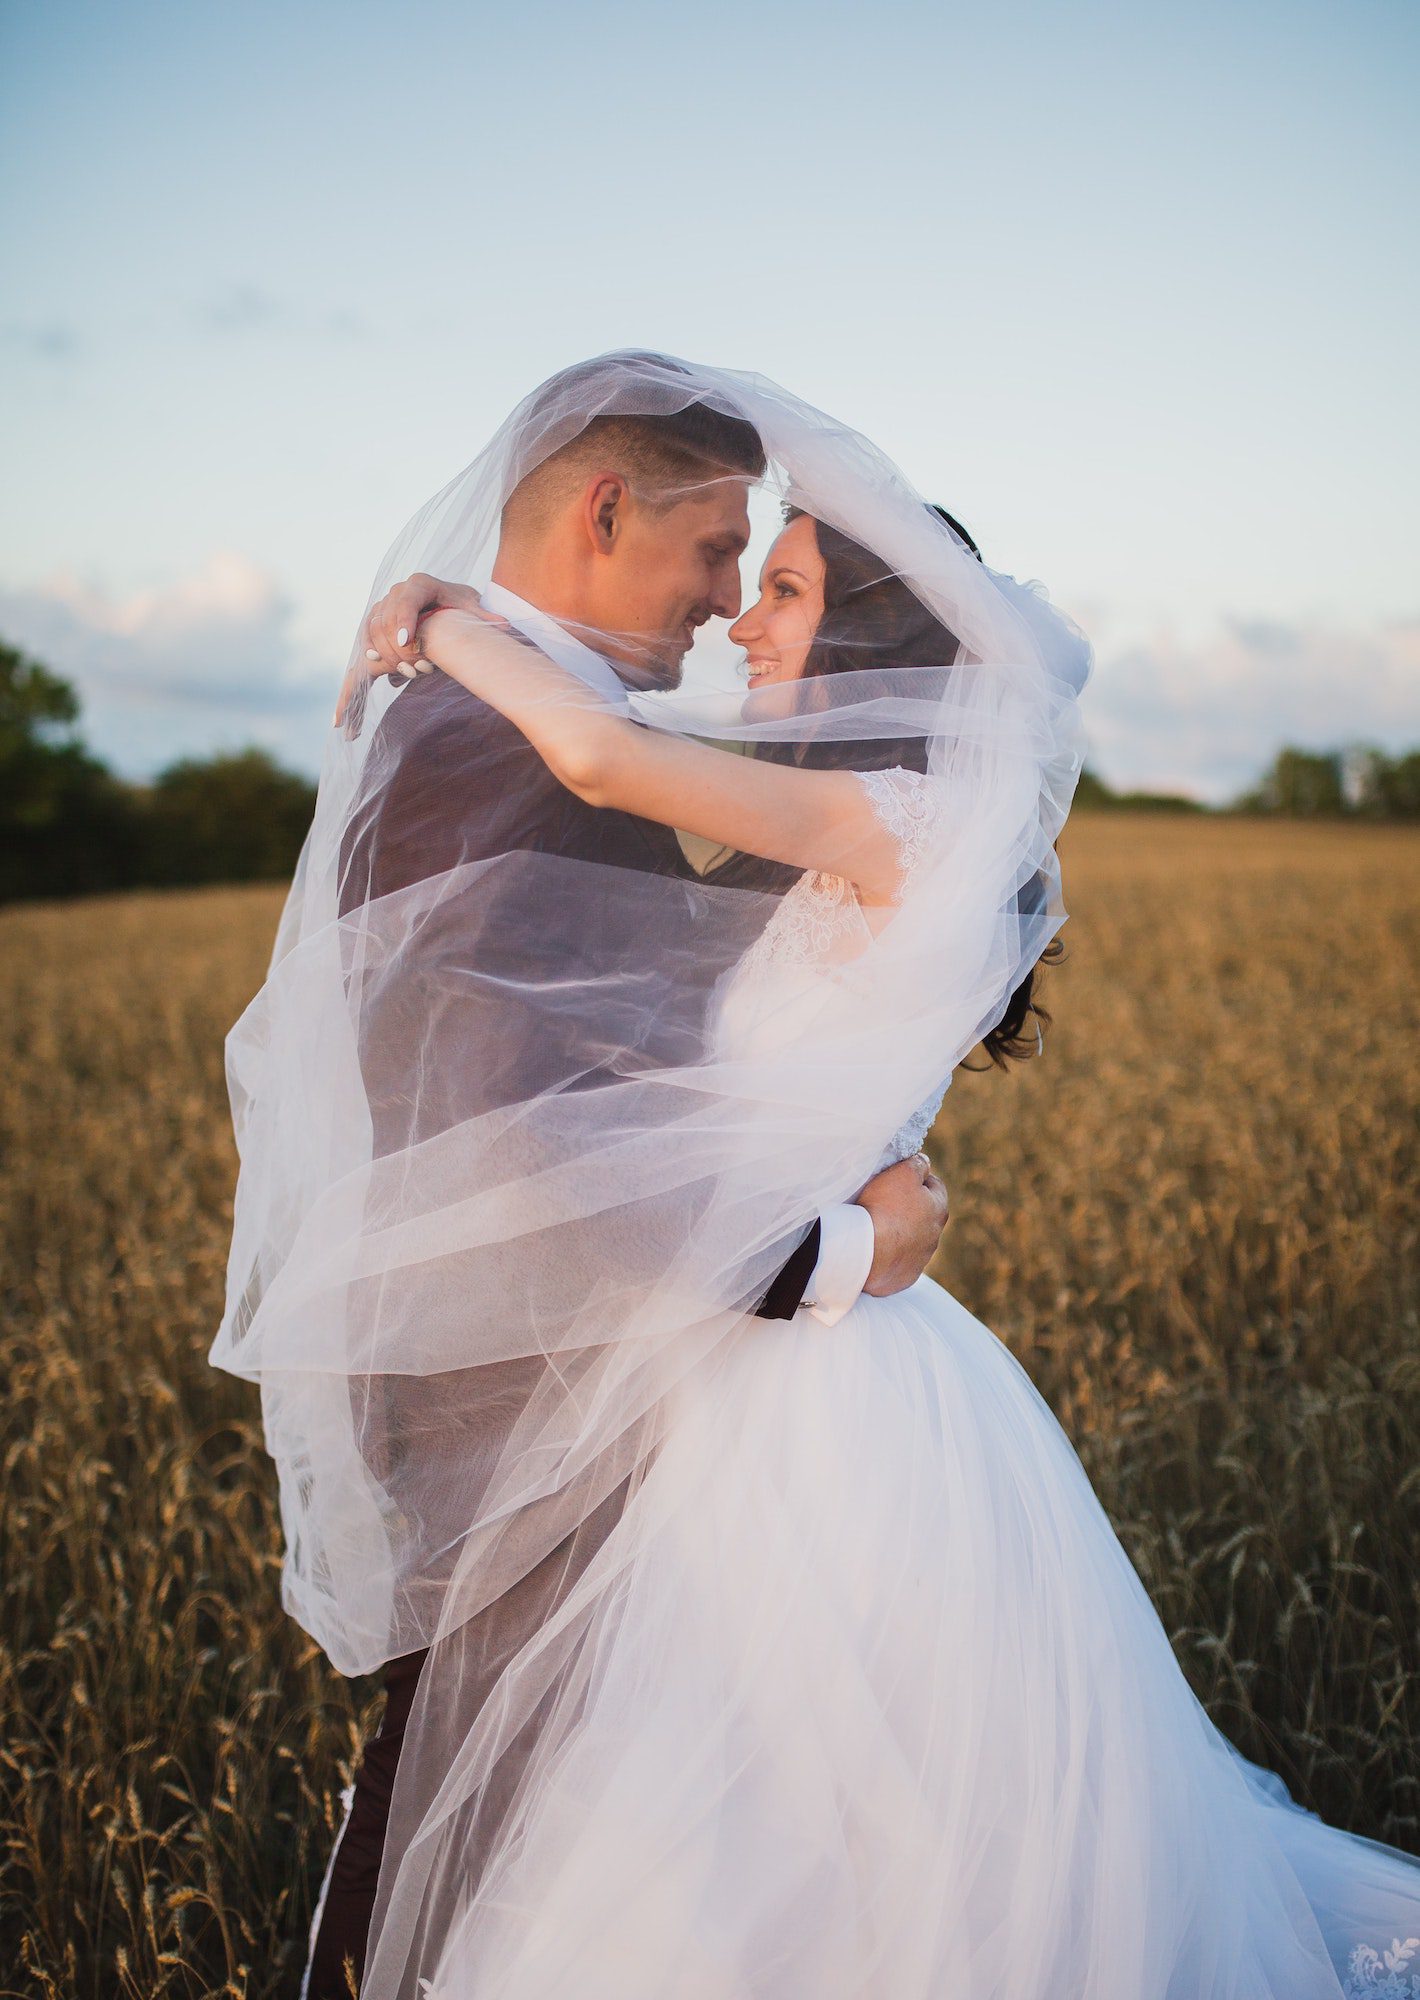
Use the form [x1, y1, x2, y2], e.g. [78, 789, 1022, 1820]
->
[429, 768, 1420, 1999]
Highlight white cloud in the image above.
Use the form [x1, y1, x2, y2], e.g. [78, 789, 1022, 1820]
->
[0, 554, 336, 777]
[2, 559, 1415, 803]
[1080, 614, 1420, 803]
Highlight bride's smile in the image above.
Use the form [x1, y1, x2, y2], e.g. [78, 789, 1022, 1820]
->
[730, 511, 825, 687]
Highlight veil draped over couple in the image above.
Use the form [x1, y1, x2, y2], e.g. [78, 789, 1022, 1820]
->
[211, 353, 1419, 1999]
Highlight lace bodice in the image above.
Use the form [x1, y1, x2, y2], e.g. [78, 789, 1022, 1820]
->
[715, 766, 951, 1171]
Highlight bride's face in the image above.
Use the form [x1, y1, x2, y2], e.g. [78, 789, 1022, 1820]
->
[728, 516, 825, 687]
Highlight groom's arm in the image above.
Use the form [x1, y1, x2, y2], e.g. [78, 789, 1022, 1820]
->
[754, 1158, 949, 1323]
[753, 1208, 867, 1323]
[754, 1217, 824, 1320]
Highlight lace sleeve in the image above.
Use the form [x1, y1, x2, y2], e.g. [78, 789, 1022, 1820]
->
[856, 766, 943, 902]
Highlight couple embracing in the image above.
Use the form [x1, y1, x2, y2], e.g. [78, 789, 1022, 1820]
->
[214, 352, 1420, 1999]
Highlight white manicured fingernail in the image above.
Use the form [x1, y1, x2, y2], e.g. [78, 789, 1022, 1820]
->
[366, 649, 379, 661]
[397, 627, 409, 647]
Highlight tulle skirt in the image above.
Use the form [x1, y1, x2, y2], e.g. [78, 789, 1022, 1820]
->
[426, 1277, 1420, 1998]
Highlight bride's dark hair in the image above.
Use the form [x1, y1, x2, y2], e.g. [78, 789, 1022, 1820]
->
[784, 503, 1063, 1070]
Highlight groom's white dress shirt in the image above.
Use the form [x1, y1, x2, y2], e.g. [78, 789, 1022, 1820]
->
[481, 581, 875, 1328]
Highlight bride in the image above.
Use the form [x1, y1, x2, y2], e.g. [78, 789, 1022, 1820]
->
[221, 353, 1419, 1998]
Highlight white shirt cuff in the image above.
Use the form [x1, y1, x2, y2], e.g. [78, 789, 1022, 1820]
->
[801, 1202, 875, 1326]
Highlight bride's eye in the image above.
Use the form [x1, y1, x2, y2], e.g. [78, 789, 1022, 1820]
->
[774, 580, 797, 599]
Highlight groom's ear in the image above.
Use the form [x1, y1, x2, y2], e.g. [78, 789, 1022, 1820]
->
[582, 471, 632, 555]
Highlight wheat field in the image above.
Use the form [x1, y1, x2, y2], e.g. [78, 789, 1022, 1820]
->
[2, 812, 1417, 1998]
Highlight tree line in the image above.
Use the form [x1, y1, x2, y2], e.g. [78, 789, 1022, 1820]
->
[2, 638, 1416, 903]
[1079, 748, 1420, 819]
[1, 640, 318, 902]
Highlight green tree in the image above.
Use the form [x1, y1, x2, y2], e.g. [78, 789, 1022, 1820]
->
[0, 639, 320, 900]
[1074, 766, 1118, 810]
[1371, 749, 1420, 820]
[1241, 747, 1346, 816]
[0, 641, 143, 899]
[141, 748, 317, 887]
[1073, 765, 1205, 813]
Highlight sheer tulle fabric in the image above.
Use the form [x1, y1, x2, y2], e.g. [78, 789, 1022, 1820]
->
[419, 1283, 1420, 1999]
[213, 352, 1085, 1679]
[209, 353, 1417, 1996]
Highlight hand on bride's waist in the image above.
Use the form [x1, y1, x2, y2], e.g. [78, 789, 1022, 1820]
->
[856, 1151, 949, 1298]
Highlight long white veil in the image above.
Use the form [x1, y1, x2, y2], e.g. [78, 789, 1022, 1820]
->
[210, 352, 1092, 1994]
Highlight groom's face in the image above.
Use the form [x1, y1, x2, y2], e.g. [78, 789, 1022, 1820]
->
[594, 478, 752, 687]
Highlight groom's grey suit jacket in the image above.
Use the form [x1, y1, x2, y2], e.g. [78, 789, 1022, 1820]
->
[323, 662, 819, 1923]
[338, 664, 818, 1311]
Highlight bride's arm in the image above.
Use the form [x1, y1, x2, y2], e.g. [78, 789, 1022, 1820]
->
[417, 609, 906, 904]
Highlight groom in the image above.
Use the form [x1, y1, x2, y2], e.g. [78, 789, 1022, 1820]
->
[307, 355, 949, 1995]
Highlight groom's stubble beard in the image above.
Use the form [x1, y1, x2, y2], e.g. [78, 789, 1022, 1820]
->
[572, 605, 702, 697]
[493, 470, 752, 692]
[588, 473, 751, 690]
[599, 643, 689, 696]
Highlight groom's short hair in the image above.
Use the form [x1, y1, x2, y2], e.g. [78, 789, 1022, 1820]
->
[502, 352, 765, 536]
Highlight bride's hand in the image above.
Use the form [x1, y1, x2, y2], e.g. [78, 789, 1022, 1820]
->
[364, 573, 490, 674]
[335, 576, 506, 732]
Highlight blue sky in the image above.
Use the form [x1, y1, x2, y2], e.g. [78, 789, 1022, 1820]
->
[2, 0, 1416, 798]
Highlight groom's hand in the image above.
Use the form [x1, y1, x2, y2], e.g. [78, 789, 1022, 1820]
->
[855, 1152, 949, 1297]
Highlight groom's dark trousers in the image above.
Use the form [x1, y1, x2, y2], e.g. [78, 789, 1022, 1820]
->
[305, 671, 817, 1997]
